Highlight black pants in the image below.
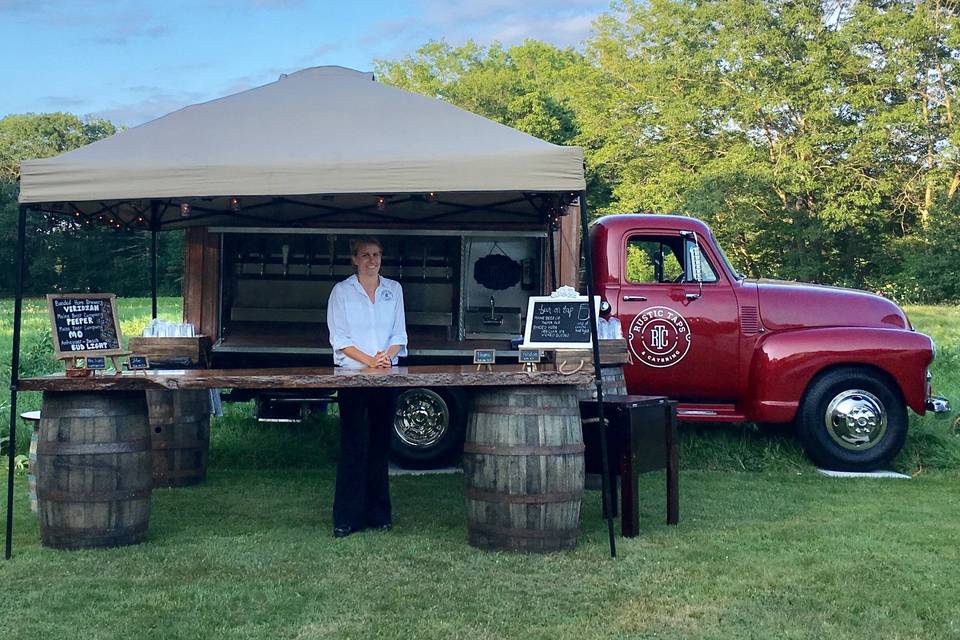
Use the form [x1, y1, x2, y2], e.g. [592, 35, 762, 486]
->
[333, 387, 399, 529]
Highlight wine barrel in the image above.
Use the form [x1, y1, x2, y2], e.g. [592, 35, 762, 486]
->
[22, 411, 41, 514]
[551, 339, 630, 401]
[578, 366, 627, 402]
[36, 391, 152, 549]
[146, 390, 210, 487]
[463, 386, 585, 552]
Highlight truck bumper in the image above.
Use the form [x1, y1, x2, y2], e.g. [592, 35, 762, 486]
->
[926, 395, 951, 415]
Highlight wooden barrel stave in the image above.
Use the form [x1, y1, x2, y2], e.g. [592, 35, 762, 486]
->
[37, 391, 152, 549]
[146, 390, 210, 487]
[578, 365, 627, 401]
[464, 386, 584, 553]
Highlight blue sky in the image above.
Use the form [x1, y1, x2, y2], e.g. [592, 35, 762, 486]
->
[2, 0, 610, 127]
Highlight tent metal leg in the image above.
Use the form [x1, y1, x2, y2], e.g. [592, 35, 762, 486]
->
[578, 191, 616, 559]
[151, 229, 158, 319]
[5, 205, 28, 560]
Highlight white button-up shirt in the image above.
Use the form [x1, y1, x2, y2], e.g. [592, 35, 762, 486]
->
[327, 274, 408, 368]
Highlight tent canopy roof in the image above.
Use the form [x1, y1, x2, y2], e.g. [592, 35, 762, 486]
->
[19, 66, 585, 228]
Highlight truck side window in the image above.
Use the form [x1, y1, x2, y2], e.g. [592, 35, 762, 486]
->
[625, 237, 684, 283]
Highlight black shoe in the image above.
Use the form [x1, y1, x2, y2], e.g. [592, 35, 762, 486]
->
[333, 526, 358, 538]
[369, 522, 392, 532]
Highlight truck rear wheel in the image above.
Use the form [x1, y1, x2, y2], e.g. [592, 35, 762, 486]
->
[797, 367, 907, 471]
[390, 387, 467, 468]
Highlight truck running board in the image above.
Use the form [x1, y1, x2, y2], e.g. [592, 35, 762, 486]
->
[676, 403, 745, 423]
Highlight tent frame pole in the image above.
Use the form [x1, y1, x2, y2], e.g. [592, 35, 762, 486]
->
[5, 205, 28, 560]
[578, 190, 616, 559]
[150, 202, 159, 319]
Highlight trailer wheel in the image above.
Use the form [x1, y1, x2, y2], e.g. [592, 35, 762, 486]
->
[390, 387, 467, 468]
[797, 367, 907, 471]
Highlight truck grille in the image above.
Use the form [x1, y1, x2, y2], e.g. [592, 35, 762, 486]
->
[741, 306, 760, 335]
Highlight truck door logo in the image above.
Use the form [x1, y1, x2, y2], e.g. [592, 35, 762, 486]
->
[627, 306, 692, 368]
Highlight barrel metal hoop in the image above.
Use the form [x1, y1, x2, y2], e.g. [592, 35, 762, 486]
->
[468, 523, 580, 540]
[473, 405, 580, 416]
[463, 443, 585, 456]
[158, 469, 205, 479]
[41, 408, 144, 419]
[37, 439, 151, 455]
[465, 488, 584, 504]
[41, 521, 149, 540]
[152, 440, 207, 450]
[38, 487, 152, 502]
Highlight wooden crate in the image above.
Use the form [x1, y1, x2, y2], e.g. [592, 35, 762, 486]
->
[548, 339, 630, 365]
[127, 336, 212, 367]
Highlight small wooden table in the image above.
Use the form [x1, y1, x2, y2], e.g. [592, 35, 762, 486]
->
[580, 394, 678, 537]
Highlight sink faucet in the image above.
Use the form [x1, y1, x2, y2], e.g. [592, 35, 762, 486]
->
[483, 296, 503, 326]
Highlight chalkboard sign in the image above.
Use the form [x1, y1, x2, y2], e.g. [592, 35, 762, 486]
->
[518, 348, 541, 363]
[84, 357, 106, 370]
[128, 356, 150, 370]
[47, 294, 125, 358]
[522, 296, 600, 349]
[473, 349, 496, 365]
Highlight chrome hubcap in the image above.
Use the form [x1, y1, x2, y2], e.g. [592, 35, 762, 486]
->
[394, 389, 448, 449]
[825, 389, 887, 451]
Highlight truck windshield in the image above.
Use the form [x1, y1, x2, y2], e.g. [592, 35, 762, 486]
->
[714, 240, 745, 280]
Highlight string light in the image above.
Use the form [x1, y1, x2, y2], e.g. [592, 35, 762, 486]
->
[376, 196, 386, 211]
[230, 197, 240, 212]
[426, 192, 438, 203]
[180, 202, 191, 216]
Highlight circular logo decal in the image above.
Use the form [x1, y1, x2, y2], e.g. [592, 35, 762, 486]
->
[627, 306, 692, 368]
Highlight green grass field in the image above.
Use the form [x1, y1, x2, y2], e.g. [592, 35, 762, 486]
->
[1, 299, 959, 639]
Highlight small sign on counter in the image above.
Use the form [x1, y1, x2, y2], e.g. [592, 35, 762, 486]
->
[522, 296, 600, 349]
[127, 356, 150, 370]
[84, 357, 106, 370]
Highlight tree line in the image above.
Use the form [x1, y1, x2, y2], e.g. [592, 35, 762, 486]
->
[2, 0, 958, 302]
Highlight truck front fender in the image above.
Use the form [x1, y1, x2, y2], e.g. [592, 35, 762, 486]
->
[747, 327, 935, 423]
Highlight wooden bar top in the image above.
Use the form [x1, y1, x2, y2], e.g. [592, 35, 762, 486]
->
[17, 365, 595, 392]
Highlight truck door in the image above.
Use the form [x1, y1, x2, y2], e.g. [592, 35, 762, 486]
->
[617, 232, 740, 402]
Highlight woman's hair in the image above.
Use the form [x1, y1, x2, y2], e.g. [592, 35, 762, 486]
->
[349, 236, 383, 256]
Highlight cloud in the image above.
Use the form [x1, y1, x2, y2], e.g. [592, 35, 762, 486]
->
[40, 95, 88, 108]
[1, 2, 174, 46]
[90, 90, 207, 128]
[248, 0, 305, 7]
[364, 0, 605, 54]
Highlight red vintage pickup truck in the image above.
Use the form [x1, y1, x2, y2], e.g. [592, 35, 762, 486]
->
[590, 214, 951, 471]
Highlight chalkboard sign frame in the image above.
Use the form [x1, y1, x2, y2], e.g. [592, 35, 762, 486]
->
[84, 357, 107, 370]
[473, 349, 497, 365]
[521, 295, 601, 350]
[47, 293, 126, 359]
[127, 356, 150, 370]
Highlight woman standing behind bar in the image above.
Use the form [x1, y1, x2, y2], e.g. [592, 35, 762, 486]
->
[327, 237, 408, 538]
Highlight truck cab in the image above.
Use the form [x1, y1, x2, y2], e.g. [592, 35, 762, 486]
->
[591, 214, 950, 470]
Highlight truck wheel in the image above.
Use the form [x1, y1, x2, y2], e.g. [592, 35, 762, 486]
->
[390, 387, 467, 469]
[797, 367, 907, 471]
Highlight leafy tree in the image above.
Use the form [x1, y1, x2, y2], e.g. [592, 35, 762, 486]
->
[0, 113, 182, 296]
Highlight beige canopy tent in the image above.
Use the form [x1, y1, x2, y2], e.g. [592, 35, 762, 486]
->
[6, 66, 618, 560]
[19, 66, 585, 228]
